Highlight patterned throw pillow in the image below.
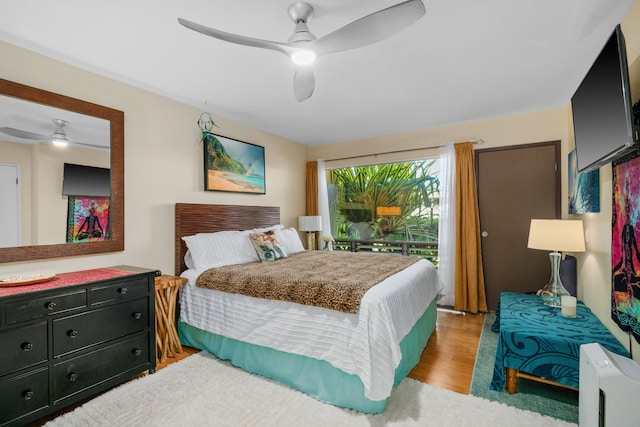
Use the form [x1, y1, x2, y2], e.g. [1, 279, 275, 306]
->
[249, 230, 287, 262]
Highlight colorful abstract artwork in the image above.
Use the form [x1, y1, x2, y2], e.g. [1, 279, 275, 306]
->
[612, 152, 640, 343]
[66, 196, 110, 243]
[568, 149, 600, 214]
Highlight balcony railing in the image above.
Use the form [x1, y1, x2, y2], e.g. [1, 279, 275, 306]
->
[332, 238, 439, 267]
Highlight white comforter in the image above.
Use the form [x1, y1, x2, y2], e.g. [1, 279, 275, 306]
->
[180, 257, 441, 401]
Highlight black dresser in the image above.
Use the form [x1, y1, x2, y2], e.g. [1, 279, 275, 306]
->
[0, 265, 158, 426]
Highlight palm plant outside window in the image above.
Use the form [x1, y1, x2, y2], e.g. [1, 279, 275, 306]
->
[326, 159, 440, 266]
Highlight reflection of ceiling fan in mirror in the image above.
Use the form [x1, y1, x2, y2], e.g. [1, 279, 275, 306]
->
[0, 119, 106, 150]
[178, 0, 426, 102]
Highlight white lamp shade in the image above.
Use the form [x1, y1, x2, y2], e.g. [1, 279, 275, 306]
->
[298, 215, 322, 232]
[527, 219, 586, 252]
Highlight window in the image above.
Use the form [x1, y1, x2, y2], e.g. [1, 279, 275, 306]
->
[326, 159, 440, 265]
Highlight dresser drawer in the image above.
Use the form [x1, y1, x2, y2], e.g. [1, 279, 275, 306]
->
[0, 367, 49, 426]
[52, 332, 149, 403]
[90, 276, 149, 306]
[5, 290, 87, 325]
[52, 298, 149, 357]
[0, 322, 47, 376]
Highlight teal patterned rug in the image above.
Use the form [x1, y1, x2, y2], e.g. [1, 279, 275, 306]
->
[470, 314, 579, 424]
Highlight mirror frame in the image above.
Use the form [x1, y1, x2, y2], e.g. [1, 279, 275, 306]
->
[0, 78, 124, 263]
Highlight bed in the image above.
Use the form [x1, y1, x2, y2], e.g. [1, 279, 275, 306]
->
[174, 203, 442, 413]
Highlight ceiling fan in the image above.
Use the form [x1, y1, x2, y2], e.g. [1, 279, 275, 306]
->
[178, 0, 426, 102]
[0, 119, 106, 150]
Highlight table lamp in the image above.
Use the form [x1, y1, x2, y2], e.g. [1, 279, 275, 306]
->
[298, 215, 322, 250]
[527, 219, 586, 307]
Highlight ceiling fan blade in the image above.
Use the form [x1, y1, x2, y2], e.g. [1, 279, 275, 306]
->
[70, 141, 109, 151]
[293, 66, 315, 102]
[0, 127, 48, 140]
[312, 0, 426, 56]
[1, 126, 106, 150]
[178, 17, 295, 57]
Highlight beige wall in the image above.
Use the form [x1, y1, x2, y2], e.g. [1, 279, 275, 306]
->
[308, 107, 569, 165]
[572, 2, 640, 360]
[0, 40, 307, 276]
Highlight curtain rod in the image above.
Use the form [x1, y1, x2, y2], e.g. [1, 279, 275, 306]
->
[323, 139, 484, 163]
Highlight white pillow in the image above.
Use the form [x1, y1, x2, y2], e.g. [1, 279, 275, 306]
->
[276, 227, 306, 254]
[184, 250, 195, 270]
[243, 224, 285, 234]
[182, 230, 259, 270]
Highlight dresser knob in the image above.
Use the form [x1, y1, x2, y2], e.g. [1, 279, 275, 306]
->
[133, 312, 142, 320]
[45, 301, 57, 310]
[23, 390, 34, 400]
[133, 348, 143, 357]
[21, 342, 33, 351]
[67, 330, 79, 338]
[118, 287, 128, 295]
[68, 373, 78, 382]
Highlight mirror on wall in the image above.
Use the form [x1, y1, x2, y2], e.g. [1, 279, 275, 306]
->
[0, 79, 124, 263]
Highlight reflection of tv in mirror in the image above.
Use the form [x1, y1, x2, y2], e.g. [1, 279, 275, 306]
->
[62, 163, 111, 197]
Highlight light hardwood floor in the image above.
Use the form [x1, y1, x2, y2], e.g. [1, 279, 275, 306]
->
[409, 309, 485, 394]
[30, 309, 484, 425]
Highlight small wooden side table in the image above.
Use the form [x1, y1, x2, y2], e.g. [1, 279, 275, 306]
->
[154, 274, 187, 364]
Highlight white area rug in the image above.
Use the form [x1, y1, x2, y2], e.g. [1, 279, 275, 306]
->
[46, 352, 576, 427]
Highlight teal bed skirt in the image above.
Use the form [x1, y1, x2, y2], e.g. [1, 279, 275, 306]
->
[178, 298, 437, 413]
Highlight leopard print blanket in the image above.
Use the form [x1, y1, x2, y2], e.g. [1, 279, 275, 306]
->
[195, 250, 421, 313]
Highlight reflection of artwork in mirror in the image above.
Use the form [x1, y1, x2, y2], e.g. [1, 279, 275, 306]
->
[568, 149, 600, 214]
[203, 132, 265, 194]
[67, 196, 110, 243]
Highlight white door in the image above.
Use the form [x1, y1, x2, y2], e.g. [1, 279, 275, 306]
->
[0, 164, 20, 247]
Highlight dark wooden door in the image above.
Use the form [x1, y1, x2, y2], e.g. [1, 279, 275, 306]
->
[476, 142, 560, 310]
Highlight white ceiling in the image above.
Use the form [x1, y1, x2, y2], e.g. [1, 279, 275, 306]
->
[0, 0, 635, 147]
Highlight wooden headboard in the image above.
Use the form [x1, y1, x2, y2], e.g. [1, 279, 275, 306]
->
[174, 203, 280, 275]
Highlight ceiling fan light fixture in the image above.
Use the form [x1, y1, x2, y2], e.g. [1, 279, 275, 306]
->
[51, 134, 69, 147]
[51, 119, 70, 147]
[291, 49, 316, 66]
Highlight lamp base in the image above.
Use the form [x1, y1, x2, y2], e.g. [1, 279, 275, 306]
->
[305, 232, 316, 251]
[539, 251, 570, 307]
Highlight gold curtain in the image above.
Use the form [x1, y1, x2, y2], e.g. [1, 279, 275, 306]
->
[306, 161, 318, 215]
[305, 161, 319, 249]
[453, 142, 488, 313]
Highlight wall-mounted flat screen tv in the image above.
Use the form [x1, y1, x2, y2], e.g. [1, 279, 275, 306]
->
[62, 163, 111, 197]
[571, 25, 639, 172]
